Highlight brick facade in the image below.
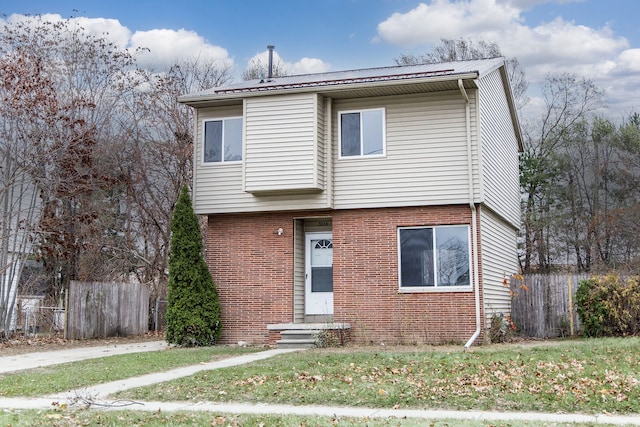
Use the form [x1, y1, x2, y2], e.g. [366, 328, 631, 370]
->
[205, 205, 484, 345]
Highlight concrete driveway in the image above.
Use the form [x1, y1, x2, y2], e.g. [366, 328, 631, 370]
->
[0, 340, 169, 374]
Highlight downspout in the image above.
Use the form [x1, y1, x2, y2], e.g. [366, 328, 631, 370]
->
[458, 79, 482, 349]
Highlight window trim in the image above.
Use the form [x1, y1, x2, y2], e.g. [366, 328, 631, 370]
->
[397, 225, 473, 293]
[202, 116, 243, 165]
[338, 107, 386, 159]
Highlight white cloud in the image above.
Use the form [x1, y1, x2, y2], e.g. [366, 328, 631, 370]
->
[613, 48, 640, 74]
[375, 0, 521, 46]
[376, 1, 627, 82]
[501, 18, 627, 78]
[130, 28, 233, 71]
[290, 57, 331, 74]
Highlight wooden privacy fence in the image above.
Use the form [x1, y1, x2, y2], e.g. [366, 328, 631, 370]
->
[67, 280, 149, 340]
[510, 273, 589, 338]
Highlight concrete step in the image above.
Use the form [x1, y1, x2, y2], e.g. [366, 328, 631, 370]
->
[275, 339, 317, 349]
[280, 329, 321, 339]
[276, 329, 321, 349]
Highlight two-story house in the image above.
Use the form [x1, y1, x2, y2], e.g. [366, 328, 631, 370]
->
[178, 57, 522, 347]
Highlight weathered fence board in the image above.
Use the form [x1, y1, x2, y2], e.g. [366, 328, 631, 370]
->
[67, 281, 149, 340]
[510, 273, 589, 338]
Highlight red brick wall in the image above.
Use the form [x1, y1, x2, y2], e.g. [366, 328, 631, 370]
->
[205, 212, 297, 344]
[205, 205, 483, 345]
[332, 206, 482, 345]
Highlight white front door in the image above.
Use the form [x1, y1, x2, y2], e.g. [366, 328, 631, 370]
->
[305, 232, 333, 315]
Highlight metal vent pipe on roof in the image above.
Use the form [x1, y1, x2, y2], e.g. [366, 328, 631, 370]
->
[267, 45, 275, 79]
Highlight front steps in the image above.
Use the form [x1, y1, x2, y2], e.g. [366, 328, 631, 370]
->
[277, 329, 320, 349]
[268, 322, 351, 349]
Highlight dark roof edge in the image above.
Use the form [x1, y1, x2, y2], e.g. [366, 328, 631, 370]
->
[178, 71, 480, 105]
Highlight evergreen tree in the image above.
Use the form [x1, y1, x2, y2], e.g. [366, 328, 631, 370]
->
[165, 186, 221, 346]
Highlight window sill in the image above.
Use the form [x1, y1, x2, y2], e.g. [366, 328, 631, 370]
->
[338, 154, 386, 160]
[201, 160, 242, 166]
[398, 286, 473, 294]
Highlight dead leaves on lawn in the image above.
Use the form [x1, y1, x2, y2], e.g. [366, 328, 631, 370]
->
[222, 352, 639, 412]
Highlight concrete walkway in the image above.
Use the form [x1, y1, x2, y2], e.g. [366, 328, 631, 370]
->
[0, 341, 638, 425]
[47, 348, 299, 401]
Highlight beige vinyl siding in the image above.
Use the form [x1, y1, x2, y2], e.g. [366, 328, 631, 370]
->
[244, 94, 323, 193]
[323, 98, 334, 209]
[293, 219, 305, 323]
[333, 91, 480, 209]
[193, 101, 331, 214]
[480, 206, 519, 322]
[478, 70, 521, 227]
[317, 96, 327, 191]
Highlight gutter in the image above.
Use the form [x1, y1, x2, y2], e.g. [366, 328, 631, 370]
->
[458, 79, 482, 349]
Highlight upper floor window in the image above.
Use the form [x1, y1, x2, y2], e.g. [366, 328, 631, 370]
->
[339, 108, 385, 157]
[398, 225, 471, 290]
[203, 117, 242, 163]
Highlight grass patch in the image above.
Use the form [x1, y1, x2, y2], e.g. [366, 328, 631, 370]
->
[0, 346, 259, 397]
[119, 337, 640, 415]
[0, 409, 623, 427]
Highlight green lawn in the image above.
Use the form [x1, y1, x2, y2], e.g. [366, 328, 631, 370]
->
[0, 409, 624, 427]
[0, 338, 638, 426]
[0, 346, 259, 397]
[118, 337, 640, 415]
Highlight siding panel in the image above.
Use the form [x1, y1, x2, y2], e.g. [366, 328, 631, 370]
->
[333, 91, 480, 209]
[244, 94, 323, 193]
[480, 207, 519, 323]
[478, 70, 521, 227]
[293, 219, 305, 323]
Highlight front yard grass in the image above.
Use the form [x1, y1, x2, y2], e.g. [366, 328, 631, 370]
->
[0, 346, 259, 397]
[0, 409, 626, 427]
[118, 337, 640, 415]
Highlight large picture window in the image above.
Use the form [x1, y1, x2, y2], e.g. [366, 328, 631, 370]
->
[398, 225, 471, 290]
[339, 108, 385, 157]
[203, 117, 242, 163]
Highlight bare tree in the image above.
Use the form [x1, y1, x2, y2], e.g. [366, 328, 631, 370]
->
[117, 57, 234, 299]
[520, 74, 604, 272]
[550, 114, 640, 272]
[396, 38, 502, 64]
[0, 16, 238, 336]
[0, 16, 149, 306]
[0, 30, 61, 335]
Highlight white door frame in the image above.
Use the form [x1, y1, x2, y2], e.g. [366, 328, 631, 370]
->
[305, 232, 333, 316]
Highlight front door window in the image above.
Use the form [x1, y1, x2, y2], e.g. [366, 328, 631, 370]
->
[311, 239, 333, 292]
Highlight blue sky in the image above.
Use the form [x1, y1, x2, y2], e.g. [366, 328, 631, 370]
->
[2, 0, 640, 119]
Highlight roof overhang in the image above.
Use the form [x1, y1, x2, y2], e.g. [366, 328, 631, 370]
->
[178, 72, 480, 107]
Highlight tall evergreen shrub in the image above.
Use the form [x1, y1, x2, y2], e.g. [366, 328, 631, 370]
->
[165, 186, 221, 346]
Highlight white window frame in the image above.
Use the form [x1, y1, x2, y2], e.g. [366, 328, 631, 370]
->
[338, 107, 386, 158]
[202, 116, 243, 164]
[397, 225, 472, 293]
